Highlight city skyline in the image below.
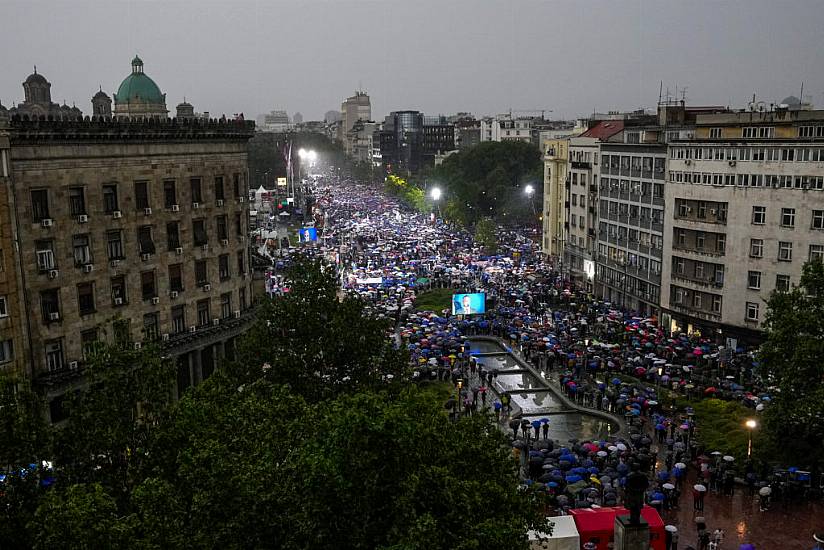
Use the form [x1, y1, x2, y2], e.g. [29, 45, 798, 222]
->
[2, 0, 823, 122]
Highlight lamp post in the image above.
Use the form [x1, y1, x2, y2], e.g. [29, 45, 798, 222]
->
[745, 419, 757, 457]
[430, 186, 442, 220]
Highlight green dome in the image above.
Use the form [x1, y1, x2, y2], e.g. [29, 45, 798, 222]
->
[115, 56, 164, 105]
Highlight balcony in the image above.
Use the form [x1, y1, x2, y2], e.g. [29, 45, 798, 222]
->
[672, 245, 725, 259]
[672, 274, 723, 290]
[571, 161, 591, 170]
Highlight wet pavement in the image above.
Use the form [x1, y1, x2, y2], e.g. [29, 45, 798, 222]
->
[662, 467, 824, 550]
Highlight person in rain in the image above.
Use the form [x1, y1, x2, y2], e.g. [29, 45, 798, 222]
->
[541, 421, 549, 440]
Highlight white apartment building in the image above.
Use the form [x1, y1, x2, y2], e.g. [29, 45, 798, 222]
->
[564, 136, 599, 290]
[542, 139, 568, 258]
[662, 108, 824, 343]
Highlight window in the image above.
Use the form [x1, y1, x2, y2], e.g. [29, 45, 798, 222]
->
[106, 230, 124, 260]
[103, 184, 119, 213]
[171, 305, 186, 334]
[40, 289, 60, 323]
[31, 189, 50, 221]
[190, 178, 203, 204]
[69, 187, 86, 216]
[169, 263, 184, 292]
[812, 210, 824, 230]
[752, 206, 766, 225]
[0, 296, 7, 317]
[571, 194, 577, 207]
[138, 226, 155, 255]
[167, 222, 180, 250]
[675, 258, 684, 275]
[716, 234, 725, 254]
[193, 219, 208, 246]
[143, 313, 159, 341]
[778, 241, 793, 262]
[747, 271, 761, 290]
[697, 202, 706, 219]
[709, 128, 722, 138]
[197, 299, 211, 326]
[714, 266, 725, 285]
[717, 204, 728, 222]
[77, 282, 95, 315]
[235, 213, 243, 236]
[113, 320, 131, 347]
[750, 239, 763, 258]
[776, 275, 790, 292]
[111, 276, 127, 305]
[81, 329, 98, 360]
[781, 208, 796, 228]
[195, 260, 208, 286]
[163, 180, 177, 208]
[810, 245, 824, 263]
[0, 340, 13, 364]
[135, 181, 150, 210]
[237, 251, 245, 276]
[696, 232, 705, 250]
[712, 295, 722, 313]
[72, 234, 92, 266]
[233, 173, 241, 198]
[695, 263, 705, 279]
[36, 240, 56, 271]
[219, 254, 230, 280]
[45, 340, 64, 372]
[570, 216, 576, 228]
[141, 270, 156, 300]
[214, 176, 225, 202]
[216, 215, 228, 240]
[693, 294, 702, 308]
[239, 287, 247, 310]
[220, 292, 232, 318]
[745, 302, 759, 322]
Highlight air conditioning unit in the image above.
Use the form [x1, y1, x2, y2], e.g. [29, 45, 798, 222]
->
[151, 297, 160, 305]
[217, 199, 224, 207]
[175, 247, 183, 255]
[202, 284, 211, 291]
[171, 204, 180, 212]
[144, 207, 152, 215]
[112, 210, 122, 219]
[78, 214, 89, 223]
[684, 159, 692, 165]
[114, 297, 123, 305]
[49, 312, 60, 321]
[41, 218, 54, 228]
[162, 333, 170, 342]
[68, 361, 79, 371]
[192, 202, 200, 209]
[686, 207, 693, 213]
[170, 290, 179, 299]
[201, 244, 208, 252]
[238, 196, 245, 203]
[48, 269, 59, 279]
[133, 342, 142, 350]
[212, 318, 220, 326]
[110, 260, 120, 268]
[728, 160, 737, 167]
[189, 325, 197, 333]
[221, 239, 229, 246]
[82, 264, 94, 273]
[141, 253, 151, 261]
[233, 310, 241, 319]
[710, 209, 717, 215]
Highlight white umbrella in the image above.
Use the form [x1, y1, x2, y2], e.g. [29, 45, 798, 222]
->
[597, 451, 608, 458]
[617, 443, 628, 451]
[663, 483, 675, 490]
[759, 486, 772, 496]
[711, 451, 722, 456]
[608, 445, 618, 452]
[665, 525, 678, 533]
[675, 462, 687, 469]
[723, 455, 735, 462]
[694, 484, 707, 492]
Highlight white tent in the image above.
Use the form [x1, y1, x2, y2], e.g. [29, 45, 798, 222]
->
[528, 516, 580, 550]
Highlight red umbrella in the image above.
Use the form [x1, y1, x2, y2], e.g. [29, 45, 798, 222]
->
[704, 387, 717, 394]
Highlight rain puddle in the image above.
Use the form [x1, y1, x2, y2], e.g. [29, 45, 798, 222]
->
[474, 354, 523, 372]
[519, 413, 615, 442]
[468, 340, 511, 354]
[495, 372, 547, 392]
[510, 391, 567, 414]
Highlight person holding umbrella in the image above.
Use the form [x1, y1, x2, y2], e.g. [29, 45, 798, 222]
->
[693, 484, 707, 511]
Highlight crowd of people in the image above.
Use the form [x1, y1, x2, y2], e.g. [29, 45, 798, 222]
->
[262, 174, 811, 549]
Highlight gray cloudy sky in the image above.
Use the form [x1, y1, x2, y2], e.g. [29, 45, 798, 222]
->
[2, 0, 823, 121]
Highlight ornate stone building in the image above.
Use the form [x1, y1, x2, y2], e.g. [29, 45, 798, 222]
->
[0, 61, 255, 421]
[8, 68, 82, 120]
[113, 56, 168, 119]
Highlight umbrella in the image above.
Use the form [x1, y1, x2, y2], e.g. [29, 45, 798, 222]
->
[616, 443, 627, 451]
[663, 482, 675, 490]
[723, 455, 735, 462]
[759, 486, 772, 496]
[675, 462, 687, 469]
[711, 451, 722, 456]
[694, 484, 707, 492]
[665, 525, 678, 533]
[597, 450, 608, 458]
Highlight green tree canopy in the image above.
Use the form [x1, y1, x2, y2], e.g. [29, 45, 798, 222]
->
[759, 259, 824, 469]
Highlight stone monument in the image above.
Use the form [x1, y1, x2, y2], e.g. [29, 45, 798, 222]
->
[615, 463, 650, 550]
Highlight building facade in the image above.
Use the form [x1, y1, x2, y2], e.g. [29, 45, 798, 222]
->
[596, 143, 667, 315]
[341, 91, 371, 154]
[661, 107, 824, 342]
[563, 136, 599, 289]
[542, 139, 568, 258]
[113, 57, 168, 119]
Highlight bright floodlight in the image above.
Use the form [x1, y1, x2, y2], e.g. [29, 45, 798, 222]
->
[298, 148, 307, 159]
[745, 419, 757, 429]
[430, 187, 442, 201]
[307, 150, 317, 162]
[524, 184, 535, 196]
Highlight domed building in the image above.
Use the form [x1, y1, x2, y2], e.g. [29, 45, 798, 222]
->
[9, 67, 80, 119]
[113, 56, 168, 119]
[91, 87, 112, 118]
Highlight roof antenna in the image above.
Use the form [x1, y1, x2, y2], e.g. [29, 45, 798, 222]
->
[658, 80, 663, 104]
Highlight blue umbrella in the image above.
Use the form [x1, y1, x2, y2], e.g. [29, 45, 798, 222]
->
[540, 418, 550, 424]
[612, 378, 622, 385]
[565, 474, 582, 483]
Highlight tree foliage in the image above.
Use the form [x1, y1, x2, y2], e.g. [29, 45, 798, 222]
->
[385, 174, 426, 212]
[759, 259, 824, 469]
[475, 217, 499, 254]
[434, 141, 542, 225]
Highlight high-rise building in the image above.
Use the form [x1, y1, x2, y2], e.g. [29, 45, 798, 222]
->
[340, 91, 371, 154]
[0, 61, 256, 421]
[661, 106, 824, 343]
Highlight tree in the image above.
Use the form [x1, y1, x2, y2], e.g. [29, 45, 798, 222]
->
[759, 259, 824, 469]
[475, 217, 499, 254]
[224, 256, 408, 402]
[53, 340, 175, 502]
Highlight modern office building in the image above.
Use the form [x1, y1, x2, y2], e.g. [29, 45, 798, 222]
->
[661, 106, 824, 342]
[340, 91, 371, 154]
[0, 61, 256, 421]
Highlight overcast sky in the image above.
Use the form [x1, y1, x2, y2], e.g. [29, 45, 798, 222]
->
[2, 0, 823, 121]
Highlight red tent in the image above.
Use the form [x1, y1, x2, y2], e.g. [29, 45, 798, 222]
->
[569, 506, 665, 550]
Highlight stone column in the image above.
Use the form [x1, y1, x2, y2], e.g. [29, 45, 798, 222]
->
[613, 515, 649, 550]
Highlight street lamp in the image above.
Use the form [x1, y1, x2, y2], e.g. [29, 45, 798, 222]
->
[430, 187, 442, 201]
[745, 419, 757, 457]
[524, 184, 535, 197]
